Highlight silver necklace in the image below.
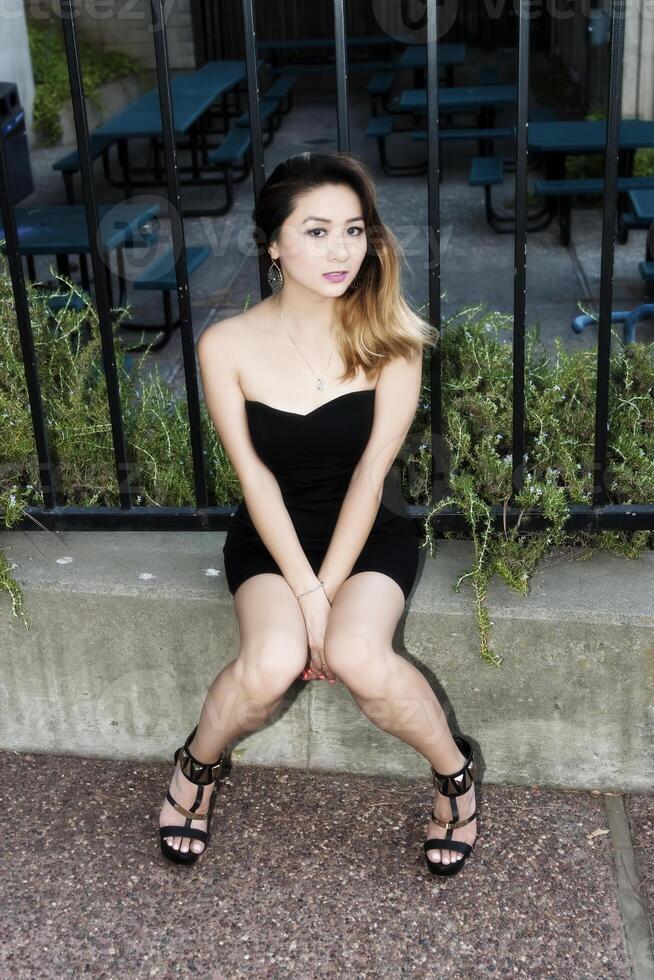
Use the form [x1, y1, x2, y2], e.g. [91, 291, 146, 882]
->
[280, 309, 334, 390]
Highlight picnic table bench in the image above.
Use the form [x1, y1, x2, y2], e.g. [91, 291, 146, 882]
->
[467, 120, 654, 241]
[122, 244, 210, 352]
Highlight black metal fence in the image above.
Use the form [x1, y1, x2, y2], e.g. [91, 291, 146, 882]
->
[1, 0, 652, 536]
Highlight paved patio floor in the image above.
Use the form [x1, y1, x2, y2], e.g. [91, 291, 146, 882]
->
[1, 748, 653, 978]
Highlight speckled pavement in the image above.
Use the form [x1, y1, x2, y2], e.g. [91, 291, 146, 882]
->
[1, 749, 652, 979]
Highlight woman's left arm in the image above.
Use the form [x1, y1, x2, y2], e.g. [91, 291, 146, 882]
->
[318, 345, 423, 602]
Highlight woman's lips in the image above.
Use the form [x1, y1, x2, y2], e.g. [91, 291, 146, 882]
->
[323, 271, 348, 281]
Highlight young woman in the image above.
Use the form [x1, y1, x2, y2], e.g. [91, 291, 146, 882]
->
[158, 151, 479, 877]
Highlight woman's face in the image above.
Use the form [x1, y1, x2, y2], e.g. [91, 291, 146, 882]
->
[269, 183, 368, 296]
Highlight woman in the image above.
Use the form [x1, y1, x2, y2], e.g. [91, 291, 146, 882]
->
[158, 151, 479, 877]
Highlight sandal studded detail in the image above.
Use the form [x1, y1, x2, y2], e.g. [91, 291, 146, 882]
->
[159, 724, 229, 866]
[423, 733, 477, 877]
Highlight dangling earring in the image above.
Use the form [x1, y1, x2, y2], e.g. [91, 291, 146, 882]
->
[267, 258, 283, 293]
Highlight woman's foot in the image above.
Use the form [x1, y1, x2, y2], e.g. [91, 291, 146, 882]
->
[425, 772, 477, 868]
[159, 758, 217, 857]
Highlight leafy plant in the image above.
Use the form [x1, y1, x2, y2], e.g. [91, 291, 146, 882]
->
[0, 268, 240, 630]
[28, 19, 146, 145]
[401, 304, 653, 665]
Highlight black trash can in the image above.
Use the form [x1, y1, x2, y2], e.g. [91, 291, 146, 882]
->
[0, 81, 34, 205]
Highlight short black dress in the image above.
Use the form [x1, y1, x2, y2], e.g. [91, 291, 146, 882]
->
[222, 388, 420, 601]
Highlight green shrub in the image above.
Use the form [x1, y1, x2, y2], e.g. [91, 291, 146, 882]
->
[403, 304, 653, 664]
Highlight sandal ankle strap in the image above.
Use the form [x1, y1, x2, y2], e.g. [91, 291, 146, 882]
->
[174, 725, 224, 785]
[430, 734, 475, 797]
[430, 808, 477, 831]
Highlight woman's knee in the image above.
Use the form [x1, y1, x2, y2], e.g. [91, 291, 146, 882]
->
[235, 628, 306, 694]
[323, 627, 387, 682]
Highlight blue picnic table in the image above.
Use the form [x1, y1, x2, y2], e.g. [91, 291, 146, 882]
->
[522, 120, 654, 238]
[400, 84, 517, 113]
[526, 119, 654, 154]
[256, 33, 400, 74]
[256, 34, 399, 50]
[53, 60, 265, 216]
[396, 43, 466, 88]
[465, 118, 654, 240]
[0, 202, 160, 307]
[400, 84, 516, 130]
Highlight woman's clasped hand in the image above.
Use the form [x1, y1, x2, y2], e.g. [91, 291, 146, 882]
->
[297, 580, 337, 682]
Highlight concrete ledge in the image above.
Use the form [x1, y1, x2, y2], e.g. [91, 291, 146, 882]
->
[1, 529, 652, 791]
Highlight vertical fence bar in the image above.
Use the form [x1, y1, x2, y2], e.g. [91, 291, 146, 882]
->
[511, 0, 530, 497]
[149, 0, 209, 514]
[333, 0, 350, 153]
[425, 0, 445, 495]
[592, 0, 625, 510]
[241, 0, 268, 297]
[190, 0, 207, 66]
[0, 143, 57, 510]
[58, 0, 133, 508]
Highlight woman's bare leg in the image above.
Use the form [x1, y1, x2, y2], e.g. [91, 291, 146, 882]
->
[323, 571, 477, 868]
[159, 573, 308, 854]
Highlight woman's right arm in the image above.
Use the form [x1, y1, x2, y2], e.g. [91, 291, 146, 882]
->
[197, 319, 322, 601]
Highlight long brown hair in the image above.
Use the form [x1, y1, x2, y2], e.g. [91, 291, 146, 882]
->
[252, 151, 439, 381]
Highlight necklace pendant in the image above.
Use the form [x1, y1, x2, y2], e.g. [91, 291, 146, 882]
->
[316, 378, 325, 390]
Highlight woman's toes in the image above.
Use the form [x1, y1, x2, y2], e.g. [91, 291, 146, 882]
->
[190, 841, 205, 854]
[427, 849, 441, 863]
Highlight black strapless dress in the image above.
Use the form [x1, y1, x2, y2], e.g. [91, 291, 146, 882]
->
[222, 388, 420, 601]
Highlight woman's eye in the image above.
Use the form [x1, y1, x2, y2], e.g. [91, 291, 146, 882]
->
[307, 227, 364, 237]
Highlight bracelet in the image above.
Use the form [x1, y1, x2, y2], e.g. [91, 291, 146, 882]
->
[295, 577, 332, 605]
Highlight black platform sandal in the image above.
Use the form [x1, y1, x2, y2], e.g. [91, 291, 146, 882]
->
[159, 725, 229, 866]
[423, 733, 477, 877]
